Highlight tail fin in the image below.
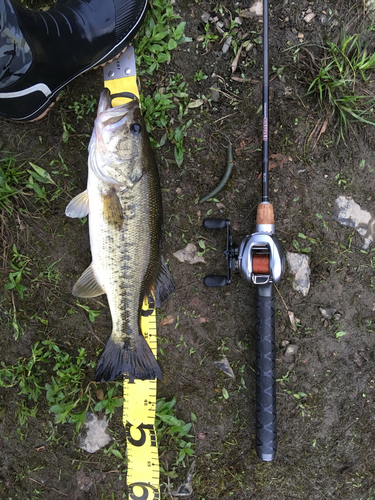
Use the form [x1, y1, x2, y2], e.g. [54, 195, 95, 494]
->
[95, 336, 162, 382]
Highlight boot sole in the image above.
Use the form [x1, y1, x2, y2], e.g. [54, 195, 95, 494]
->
[28, 45, 130, 123]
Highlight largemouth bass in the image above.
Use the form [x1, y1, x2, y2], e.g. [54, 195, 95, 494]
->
[65, 88, 174, 382]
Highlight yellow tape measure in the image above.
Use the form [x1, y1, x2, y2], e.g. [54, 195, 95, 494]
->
[103, 47, 160, 499]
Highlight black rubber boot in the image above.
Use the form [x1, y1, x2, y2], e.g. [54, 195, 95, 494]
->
[0, 0, 148, 121]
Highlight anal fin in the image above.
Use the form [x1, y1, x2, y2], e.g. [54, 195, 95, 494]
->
[72, 264, 105, 298]
[154, 255, 175, 308]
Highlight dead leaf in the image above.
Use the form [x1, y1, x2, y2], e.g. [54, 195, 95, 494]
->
[231, 75, 245, 82]
[188, 99, 204, 109]
[288, 310, 297, 332]
[173, 243, 205, 264]
[231, 43, 244, 74]
[96, 389, 104, 401]
[312, 119, 328, 150]
[160, 314, 175, 326]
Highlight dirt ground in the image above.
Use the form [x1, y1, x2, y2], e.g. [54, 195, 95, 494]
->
[1, 0, 375, 498]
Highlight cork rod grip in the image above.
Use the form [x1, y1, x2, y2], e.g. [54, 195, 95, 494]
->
[256, 203, 274, 225]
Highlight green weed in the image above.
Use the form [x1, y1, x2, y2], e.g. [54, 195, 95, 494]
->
[0, 155, 65, 212]
[156, 397, 195, 465]
[134, 0, 190, 75]
[198, 22, 219, 49]
[306, 29, 375, 142]
[141, 75, 191, 167]
[68, 94, 97, 122]
[0, 155, 27, 213]
[4, 244, 31, 299]
[194, 70, 208, 83]
[0, 339, 120, 430]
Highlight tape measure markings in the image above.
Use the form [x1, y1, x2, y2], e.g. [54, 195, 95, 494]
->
[103, 47, 160, 499]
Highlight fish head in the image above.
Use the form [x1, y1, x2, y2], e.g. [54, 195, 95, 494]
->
[88, 88, 145, 187]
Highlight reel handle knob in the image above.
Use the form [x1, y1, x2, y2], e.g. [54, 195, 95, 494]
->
[203, 275, 227, 287]
[202, 218, 227, 230]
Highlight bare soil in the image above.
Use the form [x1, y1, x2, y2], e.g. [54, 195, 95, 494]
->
[1, 0, 375, 499]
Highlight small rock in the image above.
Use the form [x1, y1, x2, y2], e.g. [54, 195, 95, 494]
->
[201, 12, 210, 23]
[222, 35, 232, 53]
[78, 413, 112, 454]
[197, 432, 206, 440]
[286, 253, 311, 296]
[304, 12, 315, 22]
[173, 243, 205, 264]
[320, 14, 328, 24]
[214, 357, 235, 379]
[281, 340, 290, 347]
[216, 202, 225, 209]
[239, 0, 263, 17]
[367, 0, 375, 20]
[285, 344, 298, 356]
[334, 196, 375, 250]
[76, 471, 94, 492]
[210, 82, 220, 102]
[319, 307, 336, 320]
[234, 16, 243, 24]
[245, 42, 254, 52]
[176, 187, 182, 195]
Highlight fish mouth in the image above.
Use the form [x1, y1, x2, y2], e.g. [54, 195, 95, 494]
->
[98, 88, 139, 121]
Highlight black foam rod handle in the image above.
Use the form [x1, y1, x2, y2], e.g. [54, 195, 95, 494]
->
[203, 275, 227, 287]
[255, 283, 277, 461]
[202, 218, 227, 230]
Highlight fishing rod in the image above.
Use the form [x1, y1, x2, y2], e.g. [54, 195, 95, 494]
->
[202, 0, 284, 461]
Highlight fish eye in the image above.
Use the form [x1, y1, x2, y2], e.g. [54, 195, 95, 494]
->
[130, 123, 142, 134]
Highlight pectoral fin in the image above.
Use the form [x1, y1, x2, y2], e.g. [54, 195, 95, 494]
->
[102, 189, 123, 230]
[72, 264, 105, 298]
[65, 190, 89, 218]
[154, 255, 175, 308]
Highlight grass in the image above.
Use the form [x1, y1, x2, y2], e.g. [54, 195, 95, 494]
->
[156, 396, 195, 484]
[134, 0, 190, 75]
[305, 29, 375, 142]
[0, 339, 123, 431]
[133, 0, 194, 168]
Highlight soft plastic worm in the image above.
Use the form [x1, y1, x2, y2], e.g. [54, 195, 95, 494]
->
[200, 134, 233, 203]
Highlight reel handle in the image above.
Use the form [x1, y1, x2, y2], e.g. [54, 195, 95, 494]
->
[255, 283, 277, 461]
[202, 218, 227, 230]
[203, 275, 227, 287]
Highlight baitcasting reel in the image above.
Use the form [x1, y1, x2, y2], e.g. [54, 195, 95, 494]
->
[203, 209, 284, 288]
